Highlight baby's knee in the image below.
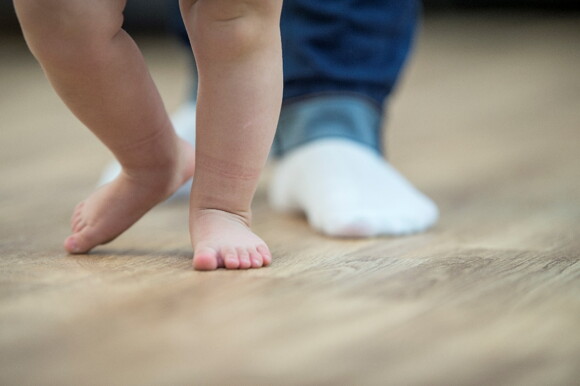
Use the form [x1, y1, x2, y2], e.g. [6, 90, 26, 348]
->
[14, 0, 124, 64]
[183, 0, 282, 58]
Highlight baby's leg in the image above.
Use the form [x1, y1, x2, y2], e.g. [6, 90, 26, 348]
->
[180, 0, 283, 270]
[14, 0, 195, 253]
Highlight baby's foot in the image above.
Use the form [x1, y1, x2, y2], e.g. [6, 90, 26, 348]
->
[269, 139, 439, 237]
[64, 139, 196, 254]
[191, 209, 272, 271]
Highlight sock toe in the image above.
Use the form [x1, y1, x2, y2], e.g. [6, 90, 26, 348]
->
[171, 101, 197, 143]
[97, 162, 122, 188]
[317, 211, 378, 238]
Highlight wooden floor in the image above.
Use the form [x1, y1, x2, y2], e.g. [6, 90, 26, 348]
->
[1, 12, 579, 386]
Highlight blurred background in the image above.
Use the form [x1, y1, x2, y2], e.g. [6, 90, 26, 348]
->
[1, 0, 579, 34]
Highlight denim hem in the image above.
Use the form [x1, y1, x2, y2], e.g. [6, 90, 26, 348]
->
[273, 94, 384, 157]
[282, 91, 384, 112]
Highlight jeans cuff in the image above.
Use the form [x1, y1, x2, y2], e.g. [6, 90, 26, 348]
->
[273, 94, 383, 157]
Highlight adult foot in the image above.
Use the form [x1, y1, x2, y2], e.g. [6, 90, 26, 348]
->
[191, 209, 272, 271]
[64, 139, 196, 254]
[269, 139, 439, 237]
[97, 101, 197, 198]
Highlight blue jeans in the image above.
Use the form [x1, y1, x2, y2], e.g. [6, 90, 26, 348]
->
[168, 0, 419, 155]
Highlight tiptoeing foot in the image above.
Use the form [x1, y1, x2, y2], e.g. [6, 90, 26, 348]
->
[65, 139, 196, 253]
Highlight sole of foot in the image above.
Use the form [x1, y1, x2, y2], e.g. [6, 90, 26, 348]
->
[191, 209, 272, 271]
[64, 139, 196, 254]
[269, 139, 439, 237]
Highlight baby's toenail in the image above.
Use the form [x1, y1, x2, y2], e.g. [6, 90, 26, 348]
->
[67, 238, 79, 253]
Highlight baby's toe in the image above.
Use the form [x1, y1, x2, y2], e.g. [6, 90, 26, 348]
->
[249, 247, 263, 268]
[237, 248, 252, 269]
[222, 247, 240, 270]
[193, 247, 219, 271]
[64, 235, 77, 254]
[64, 227, 100, 254]
[71, 211, 82, 229]
[74, 201, 85, 213]
[72, 217, 86, 233]
[257, 245, 272, 266]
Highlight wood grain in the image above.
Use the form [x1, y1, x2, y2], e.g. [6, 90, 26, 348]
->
[1, 12, 579, 386]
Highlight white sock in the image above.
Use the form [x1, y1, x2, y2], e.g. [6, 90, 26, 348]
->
[269, 139, 439, 237]
[97, 101, 197, 199]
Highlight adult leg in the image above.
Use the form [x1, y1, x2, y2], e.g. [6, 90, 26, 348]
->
[179, 0, 283, 270]
[270, 0, 439, 236]
[14, 0, 195, 253]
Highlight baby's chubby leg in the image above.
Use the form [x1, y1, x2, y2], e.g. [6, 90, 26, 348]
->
[180, 0, 283, 270]
[14, 0, 195, 253]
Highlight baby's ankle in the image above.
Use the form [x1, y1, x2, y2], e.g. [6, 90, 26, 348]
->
[117, 139, 194, 196]
[111, 126, 187, 171]
[191, 206, 252, 229]
[190, 180, 255, 228]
